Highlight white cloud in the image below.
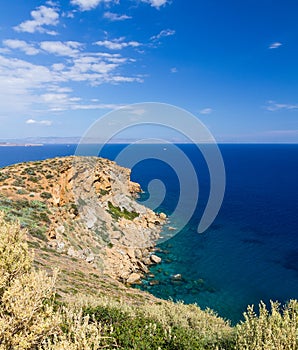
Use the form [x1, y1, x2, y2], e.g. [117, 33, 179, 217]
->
[151, 29, 175, 41]
[71, 103, 122, 110]
[14, 5, 59, 35]
[41, 93, 73, 103]
[106, 75, 143, 83]
[269, 42, 282, 49]
[47, 85, 73, 93]
[52, 63, 66, 71]
[103, 11, 132, 21]
[40, 41, 82, 56]
[0, 36, 143, 115]
[39, 92, 82, 111]
[3, 39, 39, 56]
[71, 0, 116, 11]
[265, 100, 298, 111]
[94, 38, 141, 50]
[199, 108, 213, 115]
[26, 119, 53, 126]
[141, 0, 168, 9]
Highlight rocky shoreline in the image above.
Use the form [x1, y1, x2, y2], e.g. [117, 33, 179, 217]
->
[0, 156, 167, 285]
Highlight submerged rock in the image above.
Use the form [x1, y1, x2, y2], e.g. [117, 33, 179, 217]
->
[171, 274, 182, 281]
[149, 280, 160, 286]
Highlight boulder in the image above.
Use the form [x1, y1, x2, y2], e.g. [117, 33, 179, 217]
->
[142, 257, 152, 265]
[159, 212, 167, 220]
[137, 261, 149, 274]
[150, 254, 162, 264]
[171, 273, 182, 281]
[86, 254, 95, 263]
[126, 273, 142, 284]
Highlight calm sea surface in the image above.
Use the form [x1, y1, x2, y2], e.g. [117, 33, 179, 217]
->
[0, 143, 297, 323]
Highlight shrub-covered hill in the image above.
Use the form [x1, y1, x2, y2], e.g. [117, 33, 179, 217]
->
[0, 156, 168, 296]
[1, 157, 298, 349]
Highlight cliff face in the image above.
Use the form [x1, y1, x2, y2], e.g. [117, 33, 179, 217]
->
[0, 156, 166, 285]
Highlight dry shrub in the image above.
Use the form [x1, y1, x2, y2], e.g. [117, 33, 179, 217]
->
[0, 213, 109, 350]
[236, 300, 298, 350]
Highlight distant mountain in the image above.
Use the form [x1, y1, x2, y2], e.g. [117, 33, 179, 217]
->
[0, 137, 81, 145]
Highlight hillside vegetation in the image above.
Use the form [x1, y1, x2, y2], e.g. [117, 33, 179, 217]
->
[2, 215, 298, 349]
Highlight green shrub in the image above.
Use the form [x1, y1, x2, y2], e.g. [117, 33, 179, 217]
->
[107, 201, 139, 221]
[0, 197, 50, 240]
[12, 178, 25, 187]
[17, 188, 28, 195]
[28, 176, 40, 183]
[40, 192, 53, 199]
[83, 305, 206, 349]
[0, 172, 10, 182]
[22, 167, 36, 175]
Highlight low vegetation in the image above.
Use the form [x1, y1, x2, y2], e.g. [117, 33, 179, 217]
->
[107, 201, 139, 221]
[0, 195, 50, 240]
[1, 213, 298, 349]
[236, 300, 298, 349]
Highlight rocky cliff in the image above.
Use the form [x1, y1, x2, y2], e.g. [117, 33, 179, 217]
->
[0, 156, 166, 289]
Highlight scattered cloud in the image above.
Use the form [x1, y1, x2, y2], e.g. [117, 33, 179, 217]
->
[269, 42, 282, 49]
[14, 5, 59, 35]
[71, 0, 116, 11]
[40, 41, 82, 57]
[3, 39, 39, 56]
[199, 108, 213, 115]
[71, 103, 122, 110]
[26, 119, 53, 126]
[141, 0, 169, 9]
[151, 29, 175, 41]
[0, 48, 142, 115]
[171, 67, 178, 73]
[103, 12, 132, 21]
[94, 38, 141, 50]
[265, 100, 298, 111]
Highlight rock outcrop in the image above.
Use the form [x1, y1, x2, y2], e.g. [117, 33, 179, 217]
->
[0, 156, 166, 284]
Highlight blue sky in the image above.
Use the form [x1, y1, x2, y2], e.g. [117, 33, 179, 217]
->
[0, 0, 297, 142]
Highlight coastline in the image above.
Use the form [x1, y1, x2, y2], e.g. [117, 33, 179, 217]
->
[0, 143, 43, 147]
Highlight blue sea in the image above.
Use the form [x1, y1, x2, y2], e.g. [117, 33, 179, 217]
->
[0, 143, 297, 324]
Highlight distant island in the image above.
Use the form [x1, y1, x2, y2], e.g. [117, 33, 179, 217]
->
[0, 142, 43, 147]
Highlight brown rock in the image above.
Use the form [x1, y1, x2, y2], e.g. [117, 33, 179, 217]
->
[134, 249, 142, 259]
[159, 212, 167, 220]
[150, 254, 162, 264]
[137, 261, 149, 274]
[126, 248, 135, 260]
[126, 273, 142, 284]
[142, 257, 152, 265]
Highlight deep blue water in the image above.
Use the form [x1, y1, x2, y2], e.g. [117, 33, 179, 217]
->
[0, 143, 297, 324]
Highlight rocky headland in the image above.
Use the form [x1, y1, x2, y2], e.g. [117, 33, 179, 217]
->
[0, 156, 166, 291]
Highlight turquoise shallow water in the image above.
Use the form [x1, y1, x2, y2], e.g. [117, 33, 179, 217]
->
[0, 143, 297, 324]
[129, 144, 298, 324]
